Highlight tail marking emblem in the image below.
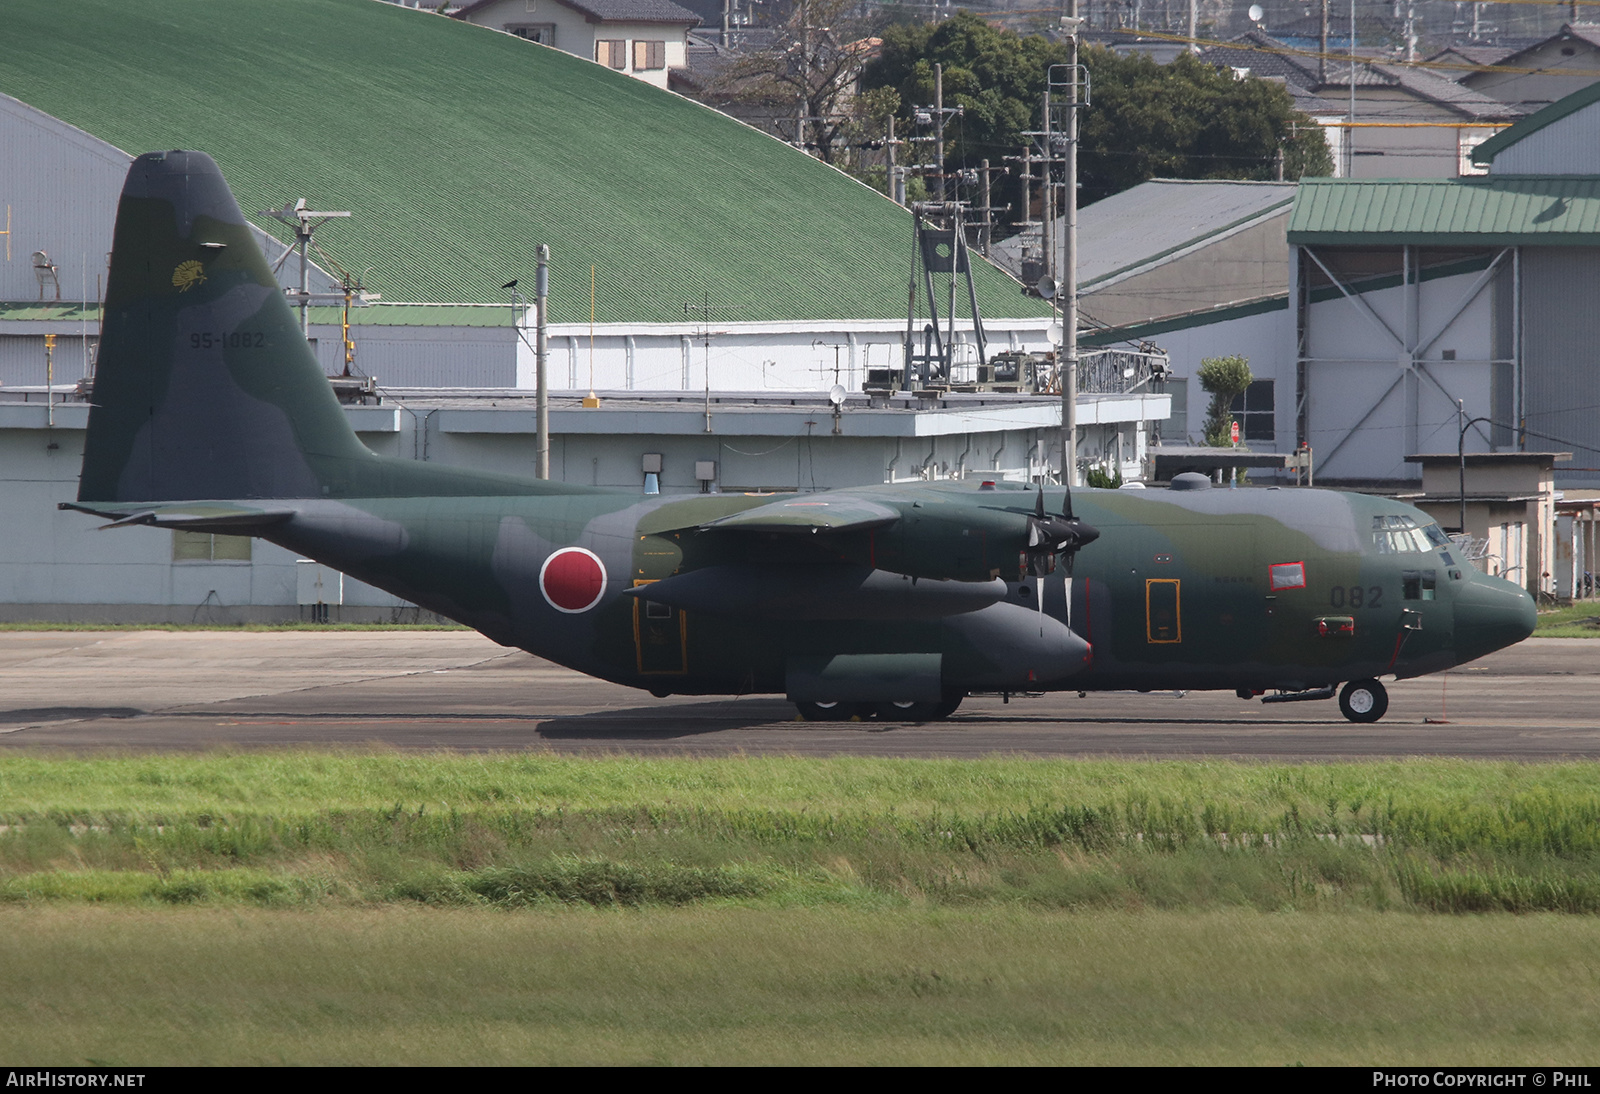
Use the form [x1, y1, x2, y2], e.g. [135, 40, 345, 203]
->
[172, 260, 207, 292]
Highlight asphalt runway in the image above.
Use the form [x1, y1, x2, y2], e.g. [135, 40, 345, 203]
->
[0, 630, 1596, 758]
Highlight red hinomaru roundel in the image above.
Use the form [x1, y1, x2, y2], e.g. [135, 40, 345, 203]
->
[539, 547, 608, 613]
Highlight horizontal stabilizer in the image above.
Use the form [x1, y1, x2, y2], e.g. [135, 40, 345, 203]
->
[59, 500, 295, 532]
[700, 496, 899, 535]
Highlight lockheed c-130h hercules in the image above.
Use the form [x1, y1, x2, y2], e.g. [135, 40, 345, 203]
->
[62, 152, 1538, 724]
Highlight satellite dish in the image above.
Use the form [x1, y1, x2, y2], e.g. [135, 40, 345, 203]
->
[828, 384, 847, 407]
[1047, 322, 1064, 344]
[1248, 3, 1263, 22]
[1035, 275, 1058, 300]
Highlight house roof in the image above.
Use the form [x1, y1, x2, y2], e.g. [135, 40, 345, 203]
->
[1288, 176, 1600, 246]
[0, 0, 1043, 325]
[1471, 79, 1600, 166]
[1465, 22, 1600, 72]
[454, 0, 701, 27]
[1198, 31, 1521, 121]
[1425, 44, 1525, 72]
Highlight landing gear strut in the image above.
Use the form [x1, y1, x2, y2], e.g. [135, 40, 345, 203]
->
[1338, 678, 1389, 723]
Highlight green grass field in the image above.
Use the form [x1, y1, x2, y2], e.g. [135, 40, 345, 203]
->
[3, 752, 1600, 1063]
[1536, 603, 1600, 637]
[3, 905, 1598, 1065]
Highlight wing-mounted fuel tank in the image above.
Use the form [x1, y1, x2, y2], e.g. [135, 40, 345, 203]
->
[786, 601, 1090, 708]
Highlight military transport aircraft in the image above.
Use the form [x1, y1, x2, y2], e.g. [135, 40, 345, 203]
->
[62, 151, 1538, 724]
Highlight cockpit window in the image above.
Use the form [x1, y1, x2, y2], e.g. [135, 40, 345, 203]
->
[1372, 514, 1434, 554]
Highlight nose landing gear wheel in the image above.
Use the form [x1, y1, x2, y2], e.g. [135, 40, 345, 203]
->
[1338, 678, 1388, 723]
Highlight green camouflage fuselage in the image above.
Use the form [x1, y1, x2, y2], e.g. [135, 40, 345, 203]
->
[66, 150, 1537, 709]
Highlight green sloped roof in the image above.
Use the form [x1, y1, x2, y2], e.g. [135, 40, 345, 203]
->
[1288, 177, 1600, 245]
[3, 0, 1047, 325]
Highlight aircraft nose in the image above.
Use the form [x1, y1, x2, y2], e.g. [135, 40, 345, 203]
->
[1452, 575, 1537, 665]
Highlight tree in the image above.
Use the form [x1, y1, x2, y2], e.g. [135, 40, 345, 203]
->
[706, 0, 878, 166]
[861, 18, 1331, 219]
[1197, 355, 1253, 448]
[863, 13, 1068, 181]
[1079, 47, 1332, 205]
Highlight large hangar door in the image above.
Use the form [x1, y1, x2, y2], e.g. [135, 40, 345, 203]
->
[1521, 247, 1600, 484]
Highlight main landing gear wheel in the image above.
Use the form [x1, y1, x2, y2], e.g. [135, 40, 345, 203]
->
[873, 700, 942, 722]
[874, 693, 964, 722]
[1338, 678, 1389, 724]
[795, 700, 858, 722]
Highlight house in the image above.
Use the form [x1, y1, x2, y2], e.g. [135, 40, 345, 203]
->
[452, 0, 700, 89]
[1199, 31, 1523, 178]
[1456, 23, 1600, 114]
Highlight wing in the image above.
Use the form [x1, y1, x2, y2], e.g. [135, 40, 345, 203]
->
[698, 495, 900, 535]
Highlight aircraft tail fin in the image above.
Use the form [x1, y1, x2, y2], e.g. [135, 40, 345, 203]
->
[79, 150, 381, 503]
[80, 150, 576, 504]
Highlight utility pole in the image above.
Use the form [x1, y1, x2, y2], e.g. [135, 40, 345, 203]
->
[978, 158, 995, 257]
[934, 63, 946, 202]
[535, 244, 550, 480]
[1320, 0, 1329, 84]
[1188, 0, 1198, 52]
[684, 293, 734, 432]
[1349, 0, 1357, 179]
[1039, 92, 1053, 282]
[1058, 4, 1083, 487]
[260, 199, 350, 338]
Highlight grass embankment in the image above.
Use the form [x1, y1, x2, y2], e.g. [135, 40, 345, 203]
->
[3, 754, 1600, 914]
[6, 755, 1600, 1064]
[1535, 602, 1600, 637]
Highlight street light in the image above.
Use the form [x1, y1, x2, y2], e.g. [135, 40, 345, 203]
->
[1457, 399, 1494, 536]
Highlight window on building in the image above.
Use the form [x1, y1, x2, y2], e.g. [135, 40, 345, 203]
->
[633, 39, 666, 70]
[173, 531, 252, 562]
[1229, 379, 1275, 442]
[596, 39, 627, 68]
[508, 24, 555, 46]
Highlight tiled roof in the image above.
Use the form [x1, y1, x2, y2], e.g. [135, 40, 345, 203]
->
[2, 0, 1043, 324]
[1200, 31, 1522, 120]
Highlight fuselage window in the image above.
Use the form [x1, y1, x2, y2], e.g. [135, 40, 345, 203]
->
[1401, 570, 1438, 601]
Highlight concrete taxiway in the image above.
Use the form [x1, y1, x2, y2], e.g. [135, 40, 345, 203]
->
[0, 630, 1596, 758]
